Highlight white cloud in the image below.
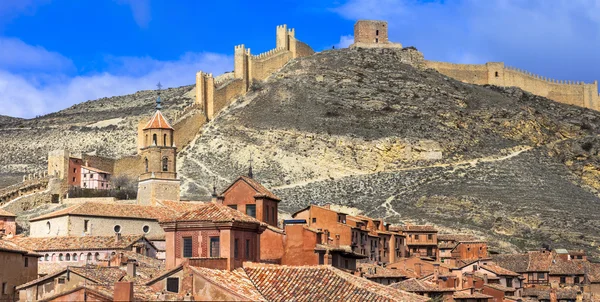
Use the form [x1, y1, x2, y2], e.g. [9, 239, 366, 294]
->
[116, 0, 151, 28]
[335, 35, 354, 49]
[0, 38, 232, 118]
[0, 37, 75, 72]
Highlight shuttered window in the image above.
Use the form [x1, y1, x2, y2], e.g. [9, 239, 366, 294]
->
[183, 237, 192, 258]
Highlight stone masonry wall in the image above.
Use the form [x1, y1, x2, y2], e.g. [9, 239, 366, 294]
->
[425, 60, 600, 111]
[251, 50, 294, 81]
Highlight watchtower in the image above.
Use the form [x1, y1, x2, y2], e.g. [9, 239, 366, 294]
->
[354, 20, 389, 45]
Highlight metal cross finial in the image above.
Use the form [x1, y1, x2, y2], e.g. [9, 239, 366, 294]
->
[212, 176, 217, 197]
[155, 82, 163, 110]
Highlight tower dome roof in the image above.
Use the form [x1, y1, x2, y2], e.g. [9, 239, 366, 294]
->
[143, 110, 174, 130]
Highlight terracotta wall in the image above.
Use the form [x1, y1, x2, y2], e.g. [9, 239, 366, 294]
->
[260, 227, 284, 262]
[282, 224, 319, 266]
[0, 251, 38, 301]
[0, 217, 16, 235]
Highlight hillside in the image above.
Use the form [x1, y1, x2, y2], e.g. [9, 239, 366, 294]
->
[178, 47, 600, 257]
[0, 85, 195, 182]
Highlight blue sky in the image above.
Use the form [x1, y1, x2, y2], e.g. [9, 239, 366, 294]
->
[1, 0, 599, 118]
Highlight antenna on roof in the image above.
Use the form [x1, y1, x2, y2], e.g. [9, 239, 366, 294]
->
[248, 151, 254, 179]
[156, 82, 163, 110]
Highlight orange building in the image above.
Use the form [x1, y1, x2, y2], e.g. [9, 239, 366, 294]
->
[160, 202, 267, 270]
[0, 239, 40, 301]
[0, 209, 16, 236]
[438, 234, 489, 265]
[391, 225, 438, 259]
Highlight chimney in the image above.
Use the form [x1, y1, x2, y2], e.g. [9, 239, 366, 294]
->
[433, 263, 440, 282]
[415, 263, 422, 277]
[115, 232, 121, 243]
[483, 273, 488, 285]
[550, 288, 558, 302]
[114, 281, 134, 302]
[127, 259, 137, 277]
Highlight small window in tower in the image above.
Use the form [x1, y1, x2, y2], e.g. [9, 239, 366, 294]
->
[152, 134, 157, 145]
[164, 134, 167, 146]
[495, 71, 499, 77]
[375, 38, 379, 43]
[144, 158, 149, 173]
[162, 157, 168, 172]
[376, 30, 379, 36]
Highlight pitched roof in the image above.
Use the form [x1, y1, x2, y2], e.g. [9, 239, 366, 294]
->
[18, 266, 126, 290]
[585, 262, 600, 283]
[189, 266, 267, 301]
[480, 264, 520, 276]
[359, 263, 417, 278]
[0, 208, 16, 217]
[81, 166, 111, 174]
[492, 254, 530, 273]
[523, 287, 580, 300]
[0, 238, 39, 255]
[222, 176, 280, 201]
[30, 202, 180, 222]
[549, 258, 585, 275]
[9, 235, 146, 252]
[169, 202, 263, 224]
[453, 291, 493, 299]
[527, 251, 553, 272]
[242, 262, 429, 302]
[390, 278, 454, 293]
[483, 283, 516, 292]
[143, 110, 173, 130]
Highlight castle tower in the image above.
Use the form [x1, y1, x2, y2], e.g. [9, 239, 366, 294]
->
[137, 84, 180, 205]
[351, 20, 401, 48]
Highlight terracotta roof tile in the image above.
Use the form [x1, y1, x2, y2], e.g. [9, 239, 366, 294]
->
[390, 278, 454, 292]
[18, 266, 126, 290]
[390, 225, 438, 232]
[527, 251, 553, 272]
[223, 176, 280, 201]
[359, 263, 416, 278]
[0, 238, 37, 255]
[9, 235, 146, 251]
[453, 291, 493, 299]
[484, 284, 516, 292]
[30, 202, 182, 222]
[189, 266, 266, 301]
[492, 254, 530, 273]
[170, 202, 262, 224]
[481, 264, 520, 276]
[0, 208, 16, 217]
[143, 110, 173, 130]
[549, 258, 585, 275]
[242, 262, 429, 302]
[523, 286, 579, 300]
[585, 262, 600, 283]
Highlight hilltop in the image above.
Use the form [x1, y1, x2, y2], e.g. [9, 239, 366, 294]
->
[1, 46, 600, 257]
[178, 47, 600, 257]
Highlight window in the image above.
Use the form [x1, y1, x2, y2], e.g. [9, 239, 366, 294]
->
[183, 237, 192, 258]
[73, 254, 78, 261]
[72, 177, 76, 182]
[163, 134, 167, 146]
[162, 157, 168, 172]
[95, 252, 100, 261]
[245, 239, 250, 259]
[246, 205, 256, 218]
[57, 278, 66, 284]
[560, 276, 566, 284]
[265, 205, 269, 221]
[45, 254, 49, 261]
[25, 257, 29, 267]
[375, 38, 379, 43]
[144, 158, 149, 172]
[73, 168, 76, 173]
[495, 71, 499, 77]
[84, 220, 89, 232]
[114, 225, 121, 233]
[312, 218, 317, 223]
[166, 278, 179, 293]
[345, 259, 349, 268]
[59, 253, 64, 261]
[2, 282, 6, 295]
[234, 239, 239, 259]
[87, 253, 92, 261]
[574, 276, 580, 284]
[152, 134, 157, 145]
[210, 237, 220, 257]
[376, 29, 379, 36]
[228, 205, 237, 210]
[427, 234, 433, 240]
[537, 272, 545, 279]
[143, 225, 150, 233]
[507, 278, 513, 287]
[272, 207, 276, 223]
[65, 254, 70, 261]
[415, 235, 419, 240]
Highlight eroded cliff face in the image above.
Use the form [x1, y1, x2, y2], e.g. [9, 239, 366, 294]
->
[178, 47, 600, 257]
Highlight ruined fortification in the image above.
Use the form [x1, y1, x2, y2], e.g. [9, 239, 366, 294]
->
[195, 24, 315, 120]
[353, 20, 600, 111]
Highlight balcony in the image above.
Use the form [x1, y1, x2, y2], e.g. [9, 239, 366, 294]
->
[188, 257, 228, 270]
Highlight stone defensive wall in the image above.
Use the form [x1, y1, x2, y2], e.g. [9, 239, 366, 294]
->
[0, 172, 49, 205]
[425, 60, 600, 110]
[195, 24, 315, 120]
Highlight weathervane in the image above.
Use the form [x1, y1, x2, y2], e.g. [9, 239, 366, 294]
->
[156, 82, 163, 110]
[248, 151, 254, 179]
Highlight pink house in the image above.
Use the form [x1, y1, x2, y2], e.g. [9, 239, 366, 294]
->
[0, 209, 16, 236]
[81, 166, 111, 190]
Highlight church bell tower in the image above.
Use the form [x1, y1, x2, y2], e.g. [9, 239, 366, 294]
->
[137, 83, 180, 205]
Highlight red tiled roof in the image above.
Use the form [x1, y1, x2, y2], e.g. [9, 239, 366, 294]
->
[585, 262, 600, 283]
[549, 258, 585, 275]
[30, 202, 180, 222]
[527, 251, 553, 272]
[9, 235, 146, 252]
[0, 238, 38, 255]
[242, 262, 429, 302]
[0, 208, 16, 217]
[143, 110, 173, 130]
[484, 283, 516, 293]
[481, 264, 520, 276]
[390, 278, 454, 292]
[190, 266, 267, 301]
[390, 225, 438, 232]
[169, 202, 263, 224]
[222, 176, 281, 201]
[492, 254, 530, 273]
[359, 263, 419, 278]
[453, 291, 493, 299]
[18, 266, 126, 290]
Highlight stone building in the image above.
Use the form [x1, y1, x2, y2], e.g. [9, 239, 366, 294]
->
[136, 106, 180, 205]
[0, 208, 16, 236]
[0, 239, 40, 301]
[350, 20, 402, 48]
[160, 202, 267, 270]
